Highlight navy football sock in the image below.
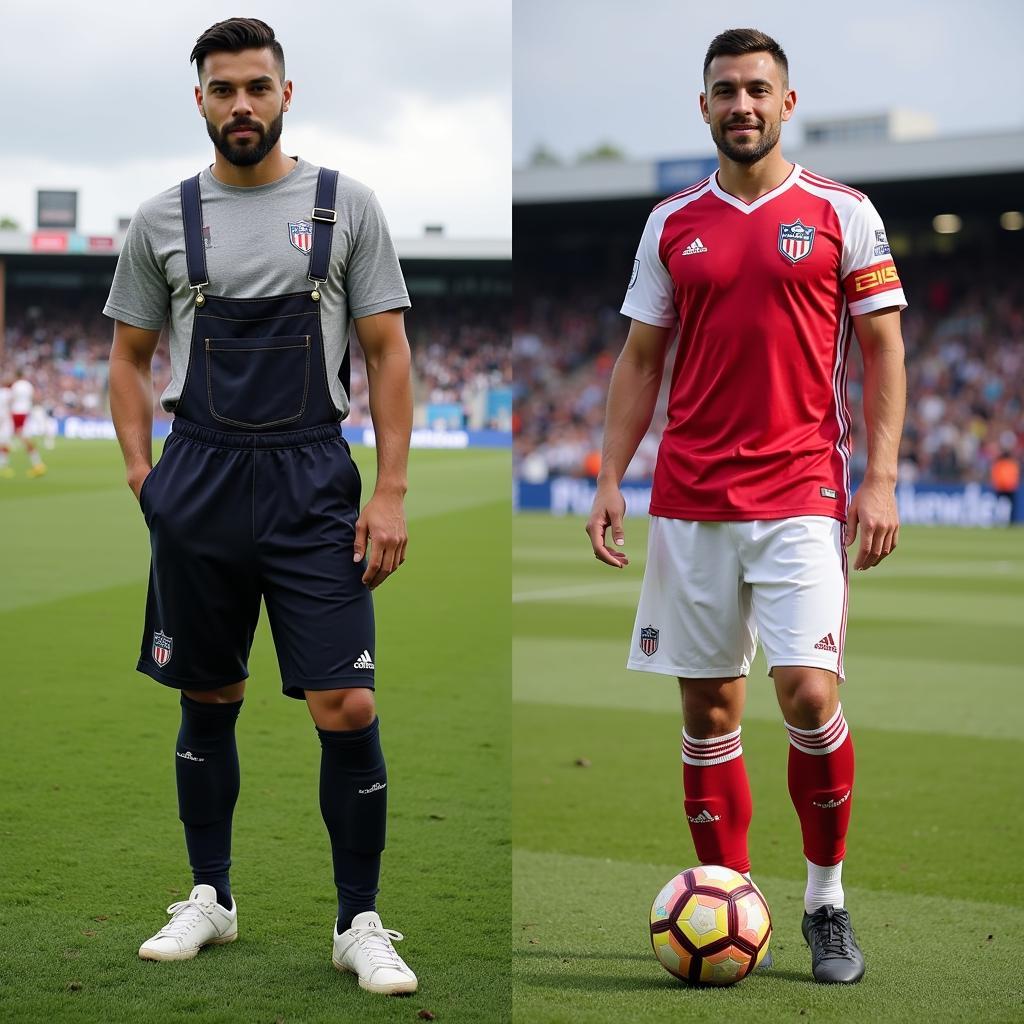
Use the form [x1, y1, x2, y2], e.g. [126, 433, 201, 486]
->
[317, 717, 387, 933]
[175, 694, 243, 910]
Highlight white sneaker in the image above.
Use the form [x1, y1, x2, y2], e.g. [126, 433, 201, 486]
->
[332, 911, 418, 994]
[138, 884, 238, 961]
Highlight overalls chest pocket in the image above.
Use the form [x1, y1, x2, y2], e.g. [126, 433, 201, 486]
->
[205, 335, 311, 429]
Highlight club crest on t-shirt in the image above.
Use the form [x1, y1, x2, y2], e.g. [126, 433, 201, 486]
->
[289, 220, 314, 254]
[778, 219, 816, 264]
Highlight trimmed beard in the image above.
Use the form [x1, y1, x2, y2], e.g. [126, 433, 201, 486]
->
[207, 106, 285, 167]
[710, 117, 782, 165]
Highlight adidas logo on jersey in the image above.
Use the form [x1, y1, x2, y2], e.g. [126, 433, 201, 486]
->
[812, 790, 851, 809]
[681, 237, 709, 255]
[354, 650, 375, 670]
[814, 633, 838, 653]
[687, 809, 721, 824]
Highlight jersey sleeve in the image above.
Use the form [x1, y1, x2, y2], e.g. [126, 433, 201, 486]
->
[620, 211, 676, 328]
[102, 208, 171, 331]
[840, 198, 907, 315]
[347, 192, 411, 318]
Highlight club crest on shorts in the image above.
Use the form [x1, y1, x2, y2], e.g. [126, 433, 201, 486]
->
[152, 630, 173, 667]
[288, 220, 314, 255]
[639, 625, 659, 657]
[778, 219, 816, 263]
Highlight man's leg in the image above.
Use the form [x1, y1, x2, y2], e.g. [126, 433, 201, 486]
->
[177, 681, 246, 910]
[679, 676, 751, 873]
[305, 687, 386, 933]
[307, 687, 416, 994]
[774, 667, 852, 911]
[774, 666, 862, 983]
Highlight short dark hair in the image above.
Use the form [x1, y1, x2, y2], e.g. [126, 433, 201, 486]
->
[703, 28, 788, 88]
[191, 18, 286, 82]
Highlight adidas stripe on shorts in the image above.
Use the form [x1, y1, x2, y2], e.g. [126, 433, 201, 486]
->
[628, 516, 848, 680]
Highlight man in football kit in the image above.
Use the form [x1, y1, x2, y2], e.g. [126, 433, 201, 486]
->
[1, 376, 47, 478]
[586, 29, 908, 983]
[106, 19, 417, 993]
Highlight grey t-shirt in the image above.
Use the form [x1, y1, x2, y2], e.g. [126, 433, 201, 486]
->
[103, 157, 410, 418]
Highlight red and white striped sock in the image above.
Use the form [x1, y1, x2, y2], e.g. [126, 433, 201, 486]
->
[681, 726, 752, 874]
[785, 704, 855, 913]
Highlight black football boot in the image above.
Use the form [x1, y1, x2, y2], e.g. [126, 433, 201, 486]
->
[801, 904, 865, 983]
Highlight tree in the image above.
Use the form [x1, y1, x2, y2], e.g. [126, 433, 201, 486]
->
[577, 142, 627, 164]
[0, 216, 19, 230]
[527, 143, 562, 167]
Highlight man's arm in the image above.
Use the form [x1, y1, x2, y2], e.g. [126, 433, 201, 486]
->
[848, 306, 907, 570]
[109, 321, 161, 500]
[585, 319, 673, 567]
[352, 309, 413, 590]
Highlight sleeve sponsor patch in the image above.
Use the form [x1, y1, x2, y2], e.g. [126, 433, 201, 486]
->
[843, 260, 901, 302]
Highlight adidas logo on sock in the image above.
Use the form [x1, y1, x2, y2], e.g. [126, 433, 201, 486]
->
[687, 809, 721, 823]
[176, 750, 205, 763]
[814, 633, 838, 653]
[681, 237, 709, 255]
[812, 790, 851, 809]
[353, 650, 375, 670]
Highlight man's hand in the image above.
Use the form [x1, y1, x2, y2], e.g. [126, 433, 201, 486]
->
[127, 462, 151, 503]
[586, 482, 629, 568]
[846, 475, 899, 570]
[354, 490, 408, 589]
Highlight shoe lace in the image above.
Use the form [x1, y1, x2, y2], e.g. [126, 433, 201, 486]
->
[810, 906, 854, 960]
[156, 899, 209, 938]
[353, 926, 408, 971]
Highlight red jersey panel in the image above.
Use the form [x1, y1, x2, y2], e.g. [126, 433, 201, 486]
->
[620, 163, 906, 522]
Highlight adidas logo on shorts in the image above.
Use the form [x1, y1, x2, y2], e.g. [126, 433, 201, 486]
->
[814, 633, 838, 653]
[353, 650, 375, 670]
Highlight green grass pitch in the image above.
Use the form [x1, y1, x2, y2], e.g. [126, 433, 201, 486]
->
[0, 440, 510, 1024]
[513, 513, 1024, 1023]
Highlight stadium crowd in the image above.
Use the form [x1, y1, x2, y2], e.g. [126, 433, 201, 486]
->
[513, 256, 1024, 487]
[1, 295, 512, 430]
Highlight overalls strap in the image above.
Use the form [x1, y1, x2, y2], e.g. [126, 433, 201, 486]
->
[179, 175, 209, 288]
[308, 167, 339, 284]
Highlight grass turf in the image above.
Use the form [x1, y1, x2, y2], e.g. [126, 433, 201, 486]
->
[513, 513, 1024, 1023]
[0, 439, 511, 1024]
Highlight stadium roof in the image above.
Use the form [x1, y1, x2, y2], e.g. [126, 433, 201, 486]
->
[514, 129, 1024, 204]
[0, 232, 510, 262]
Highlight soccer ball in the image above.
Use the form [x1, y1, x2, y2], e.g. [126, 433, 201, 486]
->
[649, 865, 771, 985]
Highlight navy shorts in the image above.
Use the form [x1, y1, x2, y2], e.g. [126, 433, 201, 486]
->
[137, 420, 375, 698]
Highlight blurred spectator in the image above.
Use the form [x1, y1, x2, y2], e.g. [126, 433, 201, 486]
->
[991, 451, 1020, 523]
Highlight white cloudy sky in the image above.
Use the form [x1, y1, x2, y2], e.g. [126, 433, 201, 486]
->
[0, 0, 510, 238]
[515, 0, 1024, 164]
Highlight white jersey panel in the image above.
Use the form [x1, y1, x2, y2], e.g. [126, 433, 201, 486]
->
[10, 380, 34, 414]
[620, 180, 711, 329]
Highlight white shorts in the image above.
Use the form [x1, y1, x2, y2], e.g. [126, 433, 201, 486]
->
[0, 415, 11, 444]
[628, 516, 848, 680]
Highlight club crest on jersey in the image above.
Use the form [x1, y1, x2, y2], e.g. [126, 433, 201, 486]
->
[152, 630, 173, 667]
[778, 219, 816, 264]
[288, 220, 314, 254]
[639, 625, 659, 657]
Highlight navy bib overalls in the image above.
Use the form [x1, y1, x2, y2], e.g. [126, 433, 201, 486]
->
[137, 167, 375, 698]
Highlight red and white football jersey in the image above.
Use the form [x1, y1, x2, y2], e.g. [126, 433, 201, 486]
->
[621, 163, 906, 522]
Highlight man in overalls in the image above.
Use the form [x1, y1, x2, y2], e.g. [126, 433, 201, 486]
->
[105, 18, 417, 994]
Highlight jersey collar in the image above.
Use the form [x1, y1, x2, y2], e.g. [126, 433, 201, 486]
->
[709, 162, 802, 214]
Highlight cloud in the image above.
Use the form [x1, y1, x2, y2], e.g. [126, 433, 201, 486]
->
[0, 0, 510, 236]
